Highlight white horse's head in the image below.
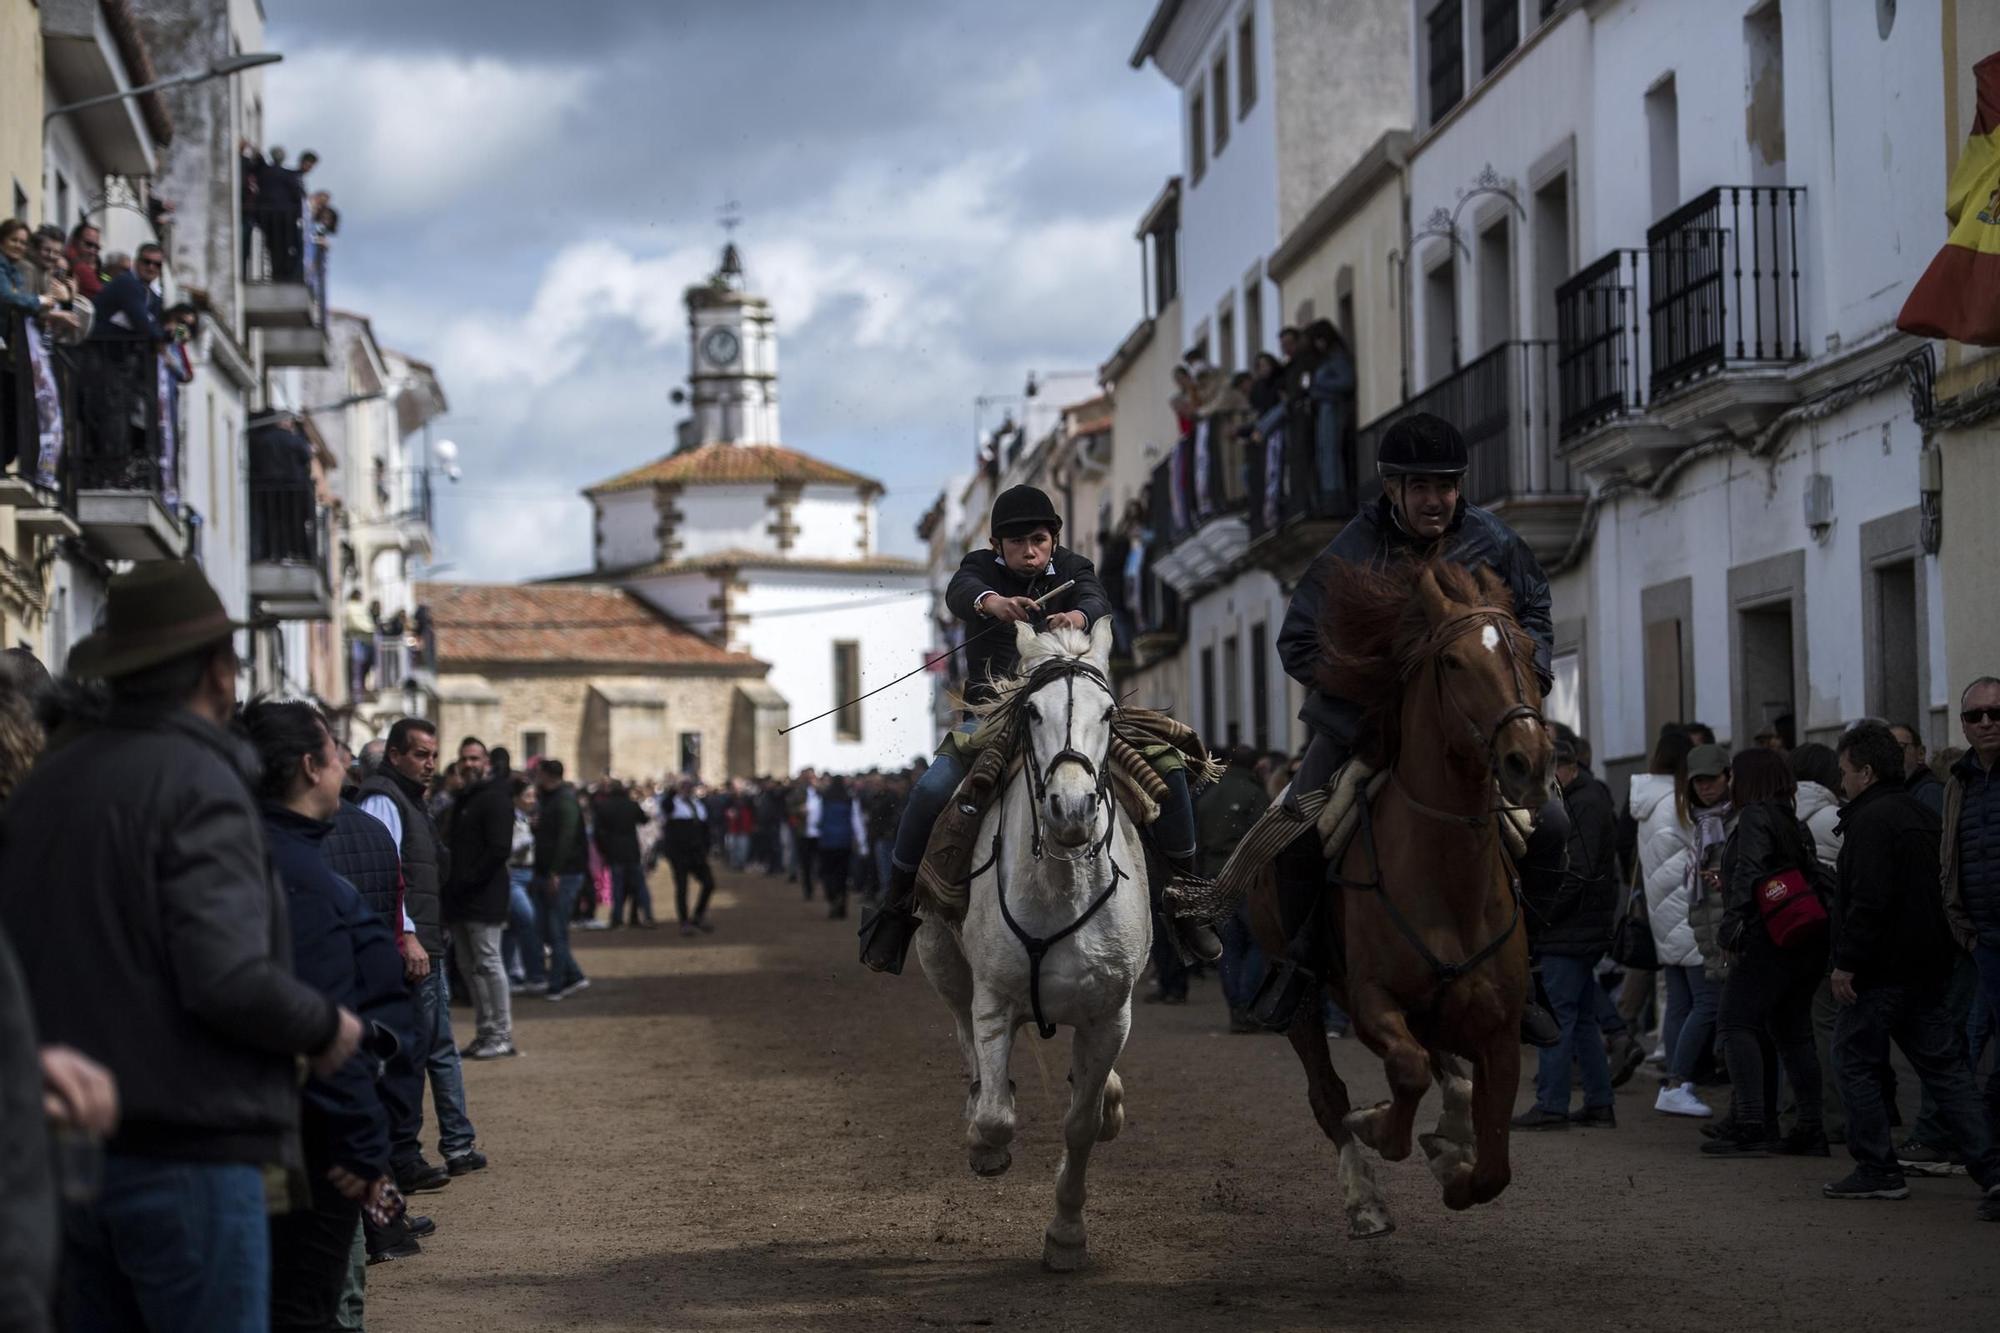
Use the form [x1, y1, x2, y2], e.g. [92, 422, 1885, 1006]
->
[1011, 617, 1117, 850]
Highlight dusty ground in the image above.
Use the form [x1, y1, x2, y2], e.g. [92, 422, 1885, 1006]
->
[369, 867, 1999, 1332]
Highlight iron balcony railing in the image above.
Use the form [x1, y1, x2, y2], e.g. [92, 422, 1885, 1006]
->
[71, 331, 179, 500]
[1555, 247, 1648, 438]
[1355, 340, 1572, 506]
[1145, 419, 1250, 561]
[249, 481, 328, 567]
[1645, 184, 1805, 396]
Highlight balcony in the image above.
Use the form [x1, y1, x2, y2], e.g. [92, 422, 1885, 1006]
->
[1355, 340, 1583, 565]
[1146, 420, 1250, 599]
[243, 204, 331, 367]
[1241, 396, 1366, 575]
[248, 482, 334, 620]
[1557, 185, 1807, 476]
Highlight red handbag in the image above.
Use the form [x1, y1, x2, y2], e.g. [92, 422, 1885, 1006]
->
[1756, 868, 1828, 947]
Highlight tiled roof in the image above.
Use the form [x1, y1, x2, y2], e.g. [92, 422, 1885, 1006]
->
[609, 550, 926, 578]
[418, 582, 762, 670]
[584, 442, 881, 496]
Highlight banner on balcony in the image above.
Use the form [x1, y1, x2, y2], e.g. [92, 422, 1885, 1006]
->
[1898, 50, 2000, 346]
[1169, 436, 1191, 534]
[1261, 413, 1285, 532]
[156, 355, 179, 509]
[1192, 419, 1213, 519]
[23, 319, 63, 487]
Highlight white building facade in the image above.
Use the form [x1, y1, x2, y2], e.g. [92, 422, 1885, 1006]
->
[583, 245, 931, 777]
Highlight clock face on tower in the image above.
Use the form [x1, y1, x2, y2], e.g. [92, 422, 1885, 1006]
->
[700, 327, 741, 367]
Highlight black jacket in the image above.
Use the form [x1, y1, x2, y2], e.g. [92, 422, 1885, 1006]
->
[358, 768, 447, 955]
[592, 792, 645, 866]
[944, 546, 1111, 707]
[533, 782, 588, 876]
[1718, 799, 1822, 953]
[1277, 496, 1553, 743]
[0, 926, 54, 1333]
[326, 799, 402, 926]
[264, 806, 405, 1181]
[446, 773, 516, 924]
[1833, 779, 1954, 993]
[1527, 770, 1620, 956]
[0, 709, 339, 1165]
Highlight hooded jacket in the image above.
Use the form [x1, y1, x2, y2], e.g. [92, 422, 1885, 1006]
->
[1277, 495, 1553, 743]
[0, 708, 339, 1165]
[944, 546, 1111, 708]
[1631, 772, 1699, 966]
[1793, 780, 1845, 868]
[1834, 778, 1953, 991]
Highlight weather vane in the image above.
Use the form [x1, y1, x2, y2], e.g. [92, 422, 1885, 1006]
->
[719, 199, 743, 239]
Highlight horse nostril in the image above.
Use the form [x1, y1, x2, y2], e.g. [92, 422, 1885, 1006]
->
[1503, 752, 1531, 783]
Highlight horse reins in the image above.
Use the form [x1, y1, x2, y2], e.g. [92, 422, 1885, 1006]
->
[985, 655, 1130, 1040]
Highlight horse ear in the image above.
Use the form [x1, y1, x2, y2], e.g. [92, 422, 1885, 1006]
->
[1013, 620, 1038, 658]
[1415, 563, 1454, 625]
[1473, 564, 1511, 608]
[1087, 614, 1114, 669]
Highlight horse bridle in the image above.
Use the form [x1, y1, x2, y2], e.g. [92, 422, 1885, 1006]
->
[1018, 658, 1118, 864]
[1395, 609, 1544, 828]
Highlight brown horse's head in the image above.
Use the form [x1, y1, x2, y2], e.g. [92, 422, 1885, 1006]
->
[1316, 558, 1551, 809]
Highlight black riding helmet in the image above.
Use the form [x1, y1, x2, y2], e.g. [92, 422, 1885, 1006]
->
[990, 484, 1063, 540]
[1375, 412, 1469, 478]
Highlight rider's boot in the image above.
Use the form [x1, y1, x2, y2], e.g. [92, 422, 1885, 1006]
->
[1521, 963, 1561, 1048]
[1248, 841, 1328, 1031]
[858, 864, 923, 975]
[1160, 853, 1224, 963]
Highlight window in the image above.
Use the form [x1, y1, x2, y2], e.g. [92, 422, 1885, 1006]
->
[1189, 89, 1207, 183]
[1223, 633, 1243, 747]
[1476, 217, 1512, 353]
[1217, 300, 1237, 374]
[1481, 0, 1519, 77]
[1427, 0, 1465, 125]
[1237, 9, 1258, 116]
[1250, 625, 1271, 752]
[833, 641, 862, 741]
[522, 729, 548, 762]
[1243, 276, 1263, 361]
[679, 731, 702, 776]
[1211, 54, 1230, 156]
[55, 173, 70, 231]
[1200, 645, 1218, 741]
[1546, 648, 1582, 736]
[1744, 1, 1787, 185]
[1870, 561, 1920, 726]
[1530, 173, 1571, 341]
[1423, 257, 1457, 382]
[1645, 75, 1680, 220]
[10, 181, 24, 222]
[1152, 224, 1179, 309]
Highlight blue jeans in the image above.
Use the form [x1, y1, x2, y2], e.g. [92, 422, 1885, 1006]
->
[1665, 962, 1720, 1084]
[608, 859, 652, 925]
[63, 1156, 269, 1333]
[538, 873, 586, 992]
[1534, 953, 1613, 1114]
[891, 723, 1200, 872]
[503, 866, 544, 985]
[1218, 901, 1265, 1011]
[408, 966, 476, 1160]
[1835, 982, 1999, 1185]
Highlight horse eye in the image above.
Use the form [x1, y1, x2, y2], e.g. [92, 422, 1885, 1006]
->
[1101, 708, 1115, 723]
[1025, 704, 1041, 722]
[1442, 653, 1463, 671]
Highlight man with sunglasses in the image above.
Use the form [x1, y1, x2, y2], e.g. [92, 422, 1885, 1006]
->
[91, 243, 166, 344]
[1943, 676, 2000, 1191]
[65, 221, 103, 299]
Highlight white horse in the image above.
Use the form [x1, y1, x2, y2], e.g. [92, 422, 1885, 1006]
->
[915, 618, 1152, 1271]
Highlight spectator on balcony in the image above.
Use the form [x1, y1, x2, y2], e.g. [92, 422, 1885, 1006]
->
[1170, 363, 1197, 436]
[250, 422, 314, 564]
[0, 220, 53, 320]
[240, 139, 264, 268]
[258, 147, 308, 283]
[32, 229, 92, 345]
[66, 221, 104, 299]
[1303, 319, 1356, 511]
[92, 244, 166, 344]
[345, 591, 376, 697]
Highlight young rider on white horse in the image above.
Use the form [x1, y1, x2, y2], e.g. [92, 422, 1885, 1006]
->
[859, 484, 1222, 974]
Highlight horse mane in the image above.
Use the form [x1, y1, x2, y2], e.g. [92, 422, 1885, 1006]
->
[967, 625, 1098, 723]
[1314, 558, 1517, 764]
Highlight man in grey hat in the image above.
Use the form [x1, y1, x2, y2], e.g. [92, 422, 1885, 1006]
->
[0, 560, 364, 1332]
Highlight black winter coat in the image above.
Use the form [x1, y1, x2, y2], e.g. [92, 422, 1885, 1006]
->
[592, 793, 645, 865]
[264, 806, 406, 1181]
[1718, 800, 1823, 954]
[1527, 770, 1620, 956]
[326, 799, 402, 926]
[447, 774, 516, 924]
[1833, 779, 1954, 994]
[1277, 496, 1553, 743]
[0, 709, 339, 1165]
[944, 546, 1111, 707]
[358, 768, 448, 956]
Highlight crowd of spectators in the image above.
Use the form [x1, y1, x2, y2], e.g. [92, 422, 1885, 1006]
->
[241, 142, 338, 311]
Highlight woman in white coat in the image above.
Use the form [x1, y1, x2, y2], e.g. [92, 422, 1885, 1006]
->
[1633, 728, 1723, 1117]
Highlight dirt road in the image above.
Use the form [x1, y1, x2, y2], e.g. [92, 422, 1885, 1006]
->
[369, 868, 1998, 1332]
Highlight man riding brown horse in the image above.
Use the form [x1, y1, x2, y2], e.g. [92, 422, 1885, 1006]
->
[1258, 411, 1564, 1046]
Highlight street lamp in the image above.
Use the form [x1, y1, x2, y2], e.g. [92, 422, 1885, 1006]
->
[43, 52, 284, 128]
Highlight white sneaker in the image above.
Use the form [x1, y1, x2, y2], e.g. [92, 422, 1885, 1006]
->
[1644, 1044, 1667, 1067]
[1654, 1082, 1713, 1118]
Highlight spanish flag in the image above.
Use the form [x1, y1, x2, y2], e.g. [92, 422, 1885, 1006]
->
[1899, 51, 2000, 345]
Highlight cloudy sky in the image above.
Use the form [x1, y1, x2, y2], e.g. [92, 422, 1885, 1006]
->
[263, 0, 1176, 581]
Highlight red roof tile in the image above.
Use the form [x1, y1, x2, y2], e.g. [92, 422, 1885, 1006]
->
[584, 442, 881, 496]
[418, 582, 761, 669]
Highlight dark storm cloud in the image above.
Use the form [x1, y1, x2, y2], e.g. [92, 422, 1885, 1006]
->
[262, 0, 1174, 578]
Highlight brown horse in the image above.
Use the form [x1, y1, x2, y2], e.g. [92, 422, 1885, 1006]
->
[1248, 558, 1552, 1238]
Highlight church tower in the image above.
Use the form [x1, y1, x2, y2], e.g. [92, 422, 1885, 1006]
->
[684, 244, 780, 446]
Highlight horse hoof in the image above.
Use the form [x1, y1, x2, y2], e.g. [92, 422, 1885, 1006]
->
[1097, 1103, 1125, 1142]
[969, 1147, 1012, 1178]
[1341, 1102, 1389, 1150]
[1042, 1230, 1088, 1272]
[1346, 1204, 1396, 1241]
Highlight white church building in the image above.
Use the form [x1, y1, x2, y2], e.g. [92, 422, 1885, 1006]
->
[580, 244, 933, 776]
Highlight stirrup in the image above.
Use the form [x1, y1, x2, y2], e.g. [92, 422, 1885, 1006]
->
[857, 902, 922, 975]
[1248, 956, 1320, 1032]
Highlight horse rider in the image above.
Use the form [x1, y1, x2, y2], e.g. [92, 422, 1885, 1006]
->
[1262, 411, 1564, 1044]
[859, 484, 1223, 975]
